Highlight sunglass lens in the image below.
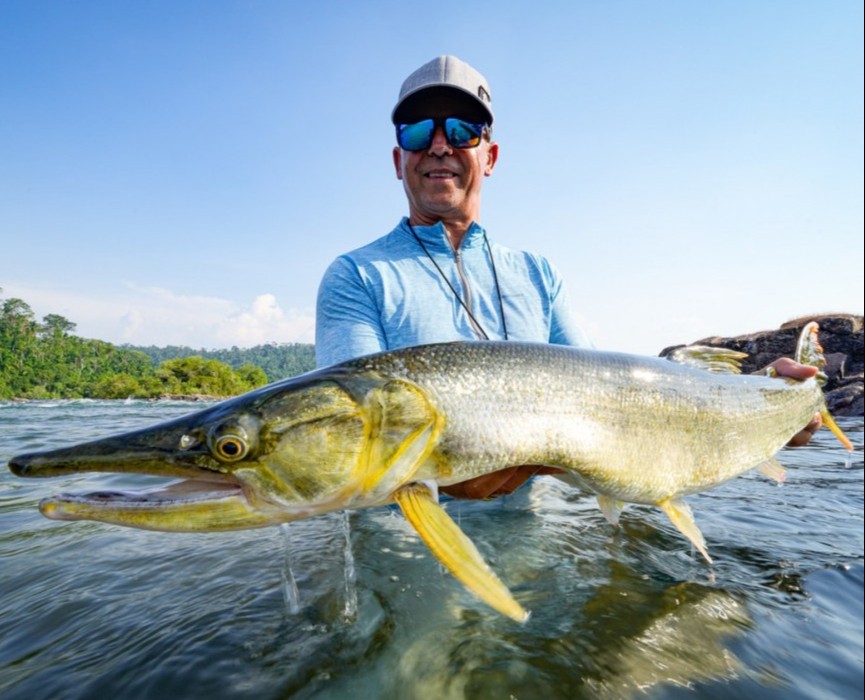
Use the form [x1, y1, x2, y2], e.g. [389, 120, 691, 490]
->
[444, 118, 483, 148]
[397, 118, 485, 150]
[397, 119, 435, 151]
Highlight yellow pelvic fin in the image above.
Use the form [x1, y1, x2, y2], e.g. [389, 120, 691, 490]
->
[756, 457, 787, 484]
[597, 494, 625, 526]
[393, 482, 529, 623]
[665, 346, 748, 374]
[658, 498, 712, 564]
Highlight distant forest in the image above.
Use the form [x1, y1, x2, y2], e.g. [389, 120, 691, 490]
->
[0, 291, 315, 400]
[124, 343, 315, 383]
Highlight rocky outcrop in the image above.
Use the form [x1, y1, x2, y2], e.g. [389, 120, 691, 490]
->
[661, 314, 863, 417]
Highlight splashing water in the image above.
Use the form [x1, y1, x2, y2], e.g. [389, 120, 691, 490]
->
[279, 523, 301, 615]
[341, 510, 358, 621]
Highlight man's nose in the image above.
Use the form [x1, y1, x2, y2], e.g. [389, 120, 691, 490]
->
[427, 127, 452, 156]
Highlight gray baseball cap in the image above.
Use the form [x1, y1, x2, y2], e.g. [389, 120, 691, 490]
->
[391, 55, 494, 125]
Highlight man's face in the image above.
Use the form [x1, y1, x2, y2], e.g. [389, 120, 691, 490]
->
[392, 105, 498, 229]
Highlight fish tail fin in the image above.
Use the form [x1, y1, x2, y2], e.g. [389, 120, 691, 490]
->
[795, 321, 829, 383]
[795, 322, 853, 451]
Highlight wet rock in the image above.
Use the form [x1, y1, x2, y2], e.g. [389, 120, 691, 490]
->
[660, 314, 864, 417]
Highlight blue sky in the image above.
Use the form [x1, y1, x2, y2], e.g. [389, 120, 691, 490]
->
[2, 1, 862, 356]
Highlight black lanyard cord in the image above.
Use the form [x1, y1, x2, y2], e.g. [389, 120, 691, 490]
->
[485, 231, 509, 341]
[407, 223, 509, 341]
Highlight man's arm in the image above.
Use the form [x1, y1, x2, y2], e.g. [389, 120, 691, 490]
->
[546, 263, 594, 348]
[315, 257, 387, 368]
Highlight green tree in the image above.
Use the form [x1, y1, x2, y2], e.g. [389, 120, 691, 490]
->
[156, 356, 246, 397]
[91, 373, 147, 399]
[1, 292, 280, 399]
[40, 314, 77, 339]
[236, 363, 268, 389]
[0, 298, 39, 396]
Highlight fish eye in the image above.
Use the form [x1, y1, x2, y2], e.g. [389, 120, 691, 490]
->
[214, 435, 249, 461]
[206, 417, 259, 463]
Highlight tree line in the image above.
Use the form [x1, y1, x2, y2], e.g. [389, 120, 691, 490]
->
[124, 342, 315, 384]
[0, 293, 315, 400]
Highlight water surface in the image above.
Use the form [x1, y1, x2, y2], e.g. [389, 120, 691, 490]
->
[1, 400, 862, 699]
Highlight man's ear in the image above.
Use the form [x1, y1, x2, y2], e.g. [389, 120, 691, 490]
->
[484, 142, 499, 176]
[393, 147, 403, 180]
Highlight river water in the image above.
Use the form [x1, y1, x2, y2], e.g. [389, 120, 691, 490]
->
[0, 400, 862, 700]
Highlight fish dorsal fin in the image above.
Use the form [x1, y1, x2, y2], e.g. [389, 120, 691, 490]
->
[658, 498, 712, 563]
[666, 346, 748, 374]
[756, 457, 787, 484]
[393, 482, 529, 622]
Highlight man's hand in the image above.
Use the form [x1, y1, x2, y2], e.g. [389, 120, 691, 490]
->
[759, 357, 822, 447]
[440, 465, 563, 500]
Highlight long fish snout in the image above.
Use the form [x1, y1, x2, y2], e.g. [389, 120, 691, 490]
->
[7, 430, 217, 481]
[8, 452, 44, 477]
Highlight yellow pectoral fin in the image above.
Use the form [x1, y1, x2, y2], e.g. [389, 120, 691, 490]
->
[658, 498, 712, 564]
[358, 378, 444, 496]
[393, 483, 529, 623]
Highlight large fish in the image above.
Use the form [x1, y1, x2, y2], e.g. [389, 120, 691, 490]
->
[8, 322, 851, 622]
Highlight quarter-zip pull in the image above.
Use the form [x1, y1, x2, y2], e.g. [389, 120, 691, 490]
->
[452, 247, 486, 340]
[407, 222, 508, 341]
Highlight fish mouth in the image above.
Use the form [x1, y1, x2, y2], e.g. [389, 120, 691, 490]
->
[29, 469, 257, 530]
[41, 477, 244, 513]
[9, 442, 277, 532]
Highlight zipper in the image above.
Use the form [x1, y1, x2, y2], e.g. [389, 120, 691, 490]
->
[453, 247, 486, 340]
[407, 222, 503, 341]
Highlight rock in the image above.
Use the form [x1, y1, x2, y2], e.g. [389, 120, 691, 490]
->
[825, 379, 864, 417]
[155, 394, 222, 402]
[660, 314, 864, 417]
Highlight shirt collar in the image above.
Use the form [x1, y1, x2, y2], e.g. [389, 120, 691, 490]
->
[399, 217, 487, 251]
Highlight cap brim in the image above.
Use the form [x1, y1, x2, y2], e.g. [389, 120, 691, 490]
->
[392, 85, 493, 125]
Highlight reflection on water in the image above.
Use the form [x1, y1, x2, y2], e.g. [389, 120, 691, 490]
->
[0, 401, 862, 700]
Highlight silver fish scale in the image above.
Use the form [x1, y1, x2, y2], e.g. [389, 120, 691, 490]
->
[347, 342, 822, 502]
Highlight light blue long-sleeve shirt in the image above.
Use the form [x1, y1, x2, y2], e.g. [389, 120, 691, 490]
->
[315, 218, 592, 367]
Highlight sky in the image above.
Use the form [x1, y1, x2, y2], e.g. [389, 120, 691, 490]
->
[1, 0, 862, 357]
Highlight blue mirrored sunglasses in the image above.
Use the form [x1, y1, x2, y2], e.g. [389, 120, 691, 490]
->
[396, 117, 487, 152]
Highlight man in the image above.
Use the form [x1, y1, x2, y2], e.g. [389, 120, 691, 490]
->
[316, 55, 820, 499]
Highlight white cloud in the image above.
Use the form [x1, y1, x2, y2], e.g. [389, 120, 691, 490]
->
[2, 282, 315, 349]
[212, 293, 314, 347]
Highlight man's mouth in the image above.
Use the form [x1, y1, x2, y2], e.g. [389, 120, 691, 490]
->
[425, 169, 457, 179]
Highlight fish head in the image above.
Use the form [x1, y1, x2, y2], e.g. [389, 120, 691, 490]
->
[8, 367, 442, 531]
